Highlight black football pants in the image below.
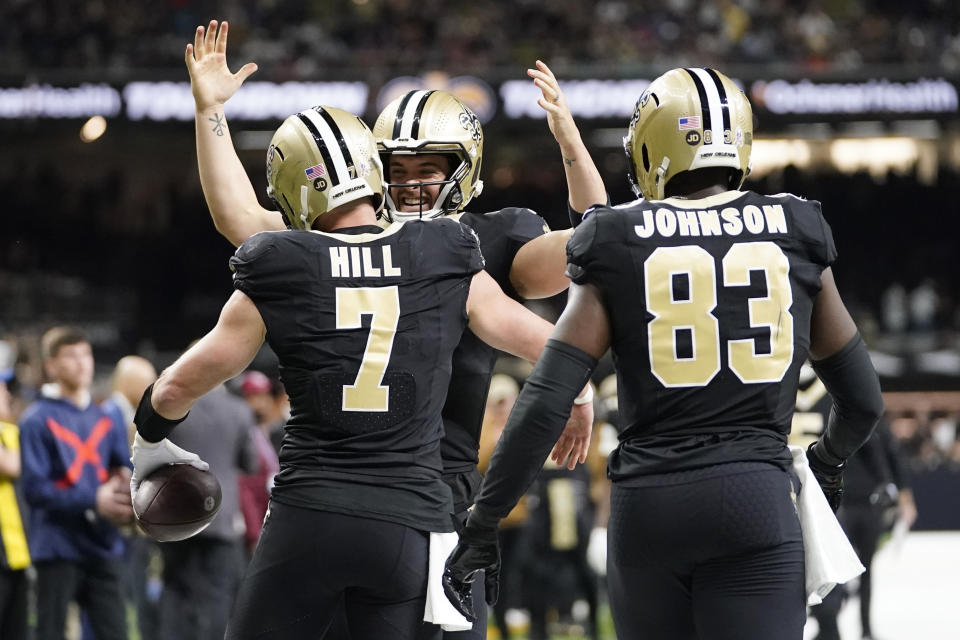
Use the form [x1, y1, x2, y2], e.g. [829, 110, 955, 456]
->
[226, 501, 441, 640]
[607, 462, 806, 640]
[323, 477, 486, 640]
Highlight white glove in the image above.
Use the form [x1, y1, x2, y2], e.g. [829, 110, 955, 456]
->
[130, 433, 209, 499]
[587, 526, 608, 577]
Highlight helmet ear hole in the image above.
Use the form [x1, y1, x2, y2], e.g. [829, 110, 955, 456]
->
[641, 144, 650, 173]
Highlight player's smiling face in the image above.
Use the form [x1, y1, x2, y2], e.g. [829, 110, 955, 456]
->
[388, 154, 452, 213]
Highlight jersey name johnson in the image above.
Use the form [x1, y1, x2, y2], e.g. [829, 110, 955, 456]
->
[568, 191, 837, 478]
[632, 203, 787, 239]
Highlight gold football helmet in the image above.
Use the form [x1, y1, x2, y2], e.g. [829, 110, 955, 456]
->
[624, 68, 753, 200]
[373, 90, 484, 221]
[266, 106, 384, 230]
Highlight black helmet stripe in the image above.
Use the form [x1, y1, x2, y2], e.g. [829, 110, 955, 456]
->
[683, 68, 712, 132]
[316, 107, 355, 171]
[704, 68, 731, 131]
[296, 111, 340, 187]
[686, 68, 727, 146]
[395, 90, 432, 139]
[410, 90, 436, 139]
[392, 91, 417, 139]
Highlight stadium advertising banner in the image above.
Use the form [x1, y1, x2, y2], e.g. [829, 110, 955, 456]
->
[0, 76, 957, 124]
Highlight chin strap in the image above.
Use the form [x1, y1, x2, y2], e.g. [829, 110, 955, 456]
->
[300, 185, 310, 228]
[654, 156, 671, 199]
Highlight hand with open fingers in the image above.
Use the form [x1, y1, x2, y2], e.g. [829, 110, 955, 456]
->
[442, 519, 500, 622]
[130, 433, 209, 500]
[550, 399, 594, 470]
[185, 19, 258, 111]
[526, 60, 581, 150]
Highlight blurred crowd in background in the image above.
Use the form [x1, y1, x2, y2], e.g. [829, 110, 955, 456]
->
[1, 1, 959, 636]
[3, 0, 960, 77]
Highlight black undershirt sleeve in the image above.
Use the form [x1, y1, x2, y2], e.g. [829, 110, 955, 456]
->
[811, 334, 884, 465]
[470, 340, 598, 530]
[567, 195, 610, 228]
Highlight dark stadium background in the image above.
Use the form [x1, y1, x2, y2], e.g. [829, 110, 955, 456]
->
[1, 1, 959, 637]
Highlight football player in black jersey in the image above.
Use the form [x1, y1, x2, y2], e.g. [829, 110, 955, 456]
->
[130, 103, 591, 640]
[444, 68, 886, 640]
[183, 20, 601, 639]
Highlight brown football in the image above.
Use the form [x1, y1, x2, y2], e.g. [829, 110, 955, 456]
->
[133, 464, 222, 542]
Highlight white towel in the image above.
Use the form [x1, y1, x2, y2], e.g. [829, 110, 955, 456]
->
[790, 446, 866, 605]
[423, 531, 473, 632]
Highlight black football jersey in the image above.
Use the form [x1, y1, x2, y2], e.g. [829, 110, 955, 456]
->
[566, 191, 837, 480]
[440, 208, 548, 479]
[230, 220, 484, 532]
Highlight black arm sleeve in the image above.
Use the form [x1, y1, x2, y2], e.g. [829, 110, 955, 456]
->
[811, 334, 884, 465]
[568, 195, 610, 228]
[470, 340, 597, 530]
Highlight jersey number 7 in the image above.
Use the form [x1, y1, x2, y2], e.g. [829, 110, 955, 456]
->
[336, 286, 400, 411]
[645, 242, 794, 388]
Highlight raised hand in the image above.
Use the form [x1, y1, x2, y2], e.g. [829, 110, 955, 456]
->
[527, 60, 581, 151]
[185, 20, 258, 111]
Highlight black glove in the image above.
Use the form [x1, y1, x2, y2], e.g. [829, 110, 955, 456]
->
[807, 440, 845, 513]
[442, 516, 500, 622]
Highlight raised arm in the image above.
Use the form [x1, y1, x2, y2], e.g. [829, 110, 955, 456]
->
[528, 60, 607, 215]
[186, 20, 285, 247]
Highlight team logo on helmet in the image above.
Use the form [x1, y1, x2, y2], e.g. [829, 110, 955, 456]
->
[458, 110, 483, 144]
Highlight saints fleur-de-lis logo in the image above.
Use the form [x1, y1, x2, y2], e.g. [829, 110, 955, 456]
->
[458, 110, 482, 143]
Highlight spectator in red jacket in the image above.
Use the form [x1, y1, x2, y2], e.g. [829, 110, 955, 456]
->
[237, 370, 283, 554]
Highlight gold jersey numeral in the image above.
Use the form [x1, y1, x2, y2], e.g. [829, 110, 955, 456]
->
[644, 242, 795, 387]
[723, 242, 794, 383]
[645, 246, 721, 387]
[335, 286, 400, 411]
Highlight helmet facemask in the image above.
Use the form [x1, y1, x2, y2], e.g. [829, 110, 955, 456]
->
[373, 90, 485, 222]
[380, 144, 481, 221]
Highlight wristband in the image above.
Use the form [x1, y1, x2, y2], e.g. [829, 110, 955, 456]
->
[134, 383, 188, 443]
[574, 383, 594, 405]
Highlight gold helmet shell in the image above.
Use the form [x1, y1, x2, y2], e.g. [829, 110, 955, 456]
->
[266, 106, 384, 230]
[373, 90, 484, 221]
[624, 68, 753, 200]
